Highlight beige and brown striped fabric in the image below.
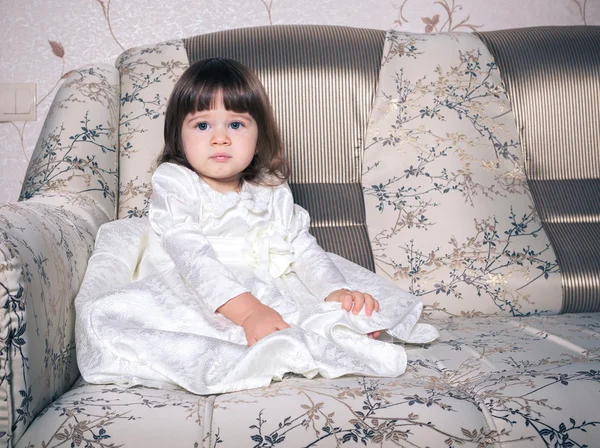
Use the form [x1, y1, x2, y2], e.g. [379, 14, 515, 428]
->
[185, 26, 386, 270]
[477, 27, 600, 313]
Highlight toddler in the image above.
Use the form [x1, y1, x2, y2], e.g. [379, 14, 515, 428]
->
[75, 58, 438, 395]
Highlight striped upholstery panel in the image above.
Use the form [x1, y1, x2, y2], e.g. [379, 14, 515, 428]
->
[289, 183, 373, 269]
[185, 26, 386, 270]
[477, 27, 600, 313]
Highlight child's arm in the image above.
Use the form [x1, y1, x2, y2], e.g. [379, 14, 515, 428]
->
[217, 292, 290, 346]
[274, 184, 377, 314]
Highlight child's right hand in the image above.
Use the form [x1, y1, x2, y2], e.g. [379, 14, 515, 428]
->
[325, 289, 380, 316]
[241, 303, 290, 346]
[325, 289, 381, 339]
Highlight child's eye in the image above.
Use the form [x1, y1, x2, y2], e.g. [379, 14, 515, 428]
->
[230, 121, 244, 130]
[196, 122, 208, 131]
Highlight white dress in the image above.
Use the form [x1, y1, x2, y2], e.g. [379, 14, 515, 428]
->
[75, 163, 439, 395]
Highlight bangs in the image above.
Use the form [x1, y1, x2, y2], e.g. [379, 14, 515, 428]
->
[185, 59, 256, 115]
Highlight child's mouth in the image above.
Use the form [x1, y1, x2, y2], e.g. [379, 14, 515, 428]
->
[211, 153, 231, 162]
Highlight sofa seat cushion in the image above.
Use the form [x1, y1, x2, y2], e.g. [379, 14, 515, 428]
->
[18, 313, 599, 447]
[15, 379, 213, 448]
[208, 313, 600, 447]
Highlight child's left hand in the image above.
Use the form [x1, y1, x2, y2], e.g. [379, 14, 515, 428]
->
[325, 289, 381, 339]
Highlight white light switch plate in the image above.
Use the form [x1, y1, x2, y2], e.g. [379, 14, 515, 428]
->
[0, 83, 36, 122]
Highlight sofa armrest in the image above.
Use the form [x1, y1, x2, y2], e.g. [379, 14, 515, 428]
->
[0, 199, 108, 447]
[19, 64, 120, 221]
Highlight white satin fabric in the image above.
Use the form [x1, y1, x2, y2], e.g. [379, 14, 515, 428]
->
[75, 163, 439, 395]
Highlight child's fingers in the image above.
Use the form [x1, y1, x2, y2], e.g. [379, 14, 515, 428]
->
[276, 321, 291, 330]
[351, 292, 365, 314]
[364, 293, 375, 316]
[341, 294, 353, 312]
[374, 299, 380, 312]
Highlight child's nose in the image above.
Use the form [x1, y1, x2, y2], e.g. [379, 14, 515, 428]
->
[211, 128, 231, 145]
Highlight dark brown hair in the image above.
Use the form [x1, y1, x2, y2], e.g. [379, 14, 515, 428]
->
[158, 57, 289, 185]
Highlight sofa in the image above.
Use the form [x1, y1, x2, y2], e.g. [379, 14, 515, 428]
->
[1, 24, 599, 447]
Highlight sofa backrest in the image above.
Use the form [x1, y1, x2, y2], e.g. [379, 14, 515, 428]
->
[361, 30, 564, 317]
[477, 27, 600, 313]
[115, 25, 600, 316]
[116, 25, 385, 271]
[24, 24, 595, 316]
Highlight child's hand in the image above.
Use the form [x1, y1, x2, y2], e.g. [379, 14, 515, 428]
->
[325, 289, 380, 316]
[325, 289, 381, 339]
[241, 303, 290, 346]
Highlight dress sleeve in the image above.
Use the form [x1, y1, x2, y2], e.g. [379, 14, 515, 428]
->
[149, 163, 249, 312]
[273, 183, 351, 300]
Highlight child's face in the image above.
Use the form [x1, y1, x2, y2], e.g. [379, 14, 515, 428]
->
[181, 96, 258, 193]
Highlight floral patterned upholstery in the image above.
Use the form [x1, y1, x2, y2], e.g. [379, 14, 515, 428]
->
[15, 314, 600, 447]
[209, 314, 600, 447]
[1, 26, 599, 448]
[116, 40, 189, 219]
[19, 65, 120, 220]
[0, 200, 107, 445]
[14, 379, 213, 447]
[0, 65, 119, 447]
[362, 31, 562, 317]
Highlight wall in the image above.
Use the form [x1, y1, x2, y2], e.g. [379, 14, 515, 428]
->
[0, 0, 597, 203]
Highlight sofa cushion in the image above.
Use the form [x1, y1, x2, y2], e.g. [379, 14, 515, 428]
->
[116, 40, 189, 219]
[14, 379, 213, 448]
[362, 31, 562, 316]
[207, 313, 600, 447]
[117, 26, 388, 270]
[18, 313, 600, 447]
[477, 27, 600, 314]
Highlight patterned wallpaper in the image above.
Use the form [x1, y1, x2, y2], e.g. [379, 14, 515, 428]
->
[0, 0, 597, 203]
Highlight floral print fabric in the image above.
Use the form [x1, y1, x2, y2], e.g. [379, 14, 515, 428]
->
[19, 65, 120, 220]
[0, 198, 107, 447]
[116, 40, 189, 219]
[362, 31, 562, 317]
[4, 28, 599, 448]
[1, 63, 119, 447]
[17, 313, 600, 447]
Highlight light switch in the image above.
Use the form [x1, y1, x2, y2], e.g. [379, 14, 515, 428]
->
[0, 89, 15, 114]
[16, 89, 32, 114]
[0, 83, 36, 121]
